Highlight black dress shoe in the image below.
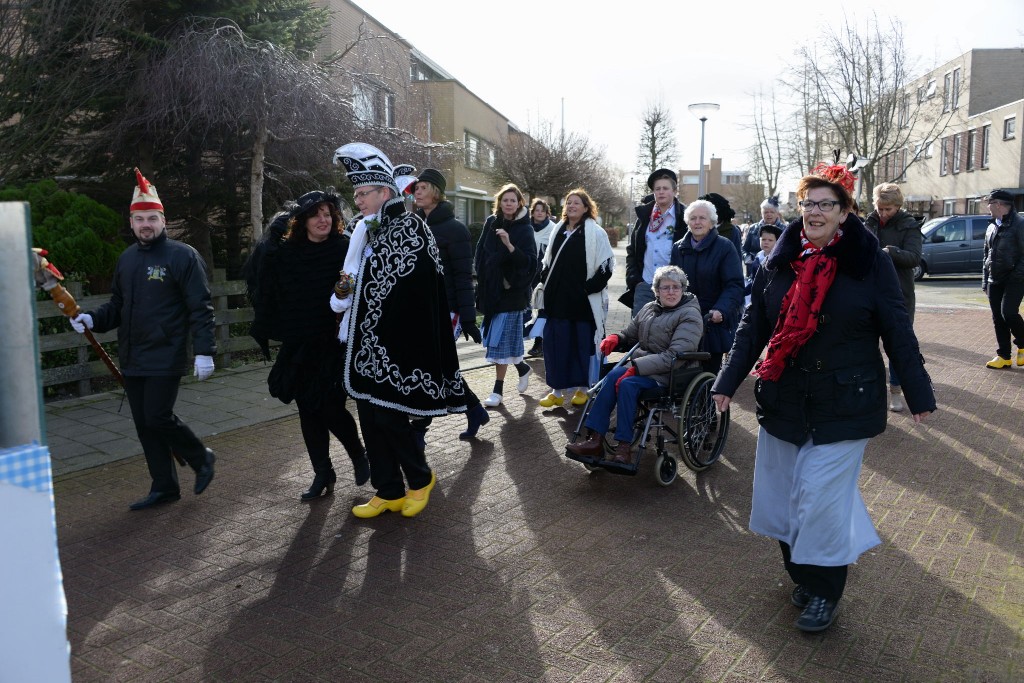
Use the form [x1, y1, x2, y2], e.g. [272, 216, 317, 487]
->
[795, 595, 839, 632]
[129, 491, 181, 511]
[194, 448, 215, 495]
[791, 584, 812, 608]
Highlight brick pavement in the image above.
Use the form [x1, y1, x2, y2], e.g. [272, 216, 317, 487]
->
[51, 247, 1024, 682]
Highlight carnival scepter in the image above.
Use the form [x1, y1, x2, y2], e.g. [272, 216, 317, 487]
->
[32, 248, 186, 466]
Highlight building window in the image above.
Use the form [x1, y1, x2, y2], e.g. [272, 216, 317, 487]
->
[981, 125, 991, 167]
[951, 67, 961, 110]
[939, 137, 949, 176]
[353, 82, 394, 127]
[353, 83, 375, 123]
[926, 78, 936, 98]
[952, 134, 961, 173]
[464, 132, 479, 168]
[942, 199, 955, 216]
[1005, 116, 1017, 140]
[382, 93, 395, 128]
[943, 72, 952, 112]
[966, 129, 976, 171]
[896, 148, 907, 181]
[898, 93, 910, 128]
[966, 197, 983, 214]
[463, 132, 495, 170]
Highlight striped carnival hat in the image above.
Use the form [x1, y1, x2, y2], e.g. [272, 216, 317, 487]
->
[332, 142, 398, 192]
[130, 168, 164, 213]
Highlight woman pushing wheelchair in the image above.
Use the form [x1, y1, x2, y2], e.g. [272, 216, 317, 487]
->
[566, 265, 703, 465]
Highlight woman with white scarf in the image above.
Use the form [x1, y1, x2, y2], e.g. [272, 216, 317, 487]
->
[537, 188, 614, 407]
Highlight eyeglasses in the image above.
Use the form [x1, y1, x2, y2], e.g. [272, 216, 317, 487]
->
[657, 285, 683, 292]
[353, 187, 382, 200]
[987, 200, 1009, 206]
[798, 199, 839, 212]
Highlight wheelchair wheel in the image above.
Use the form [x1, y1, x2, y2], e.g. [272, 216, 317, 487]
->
[678, 372, 729, 472]
[654, 451, 678, 486]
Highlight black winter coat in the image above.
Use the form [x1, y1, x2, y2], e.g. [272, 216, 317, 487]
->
[864, 209, 922, 319]
[418, 201, 477, 321]
[90, 231, 215, 376]
[669, 227, 745, 354]
[713, 215, 936, 446]
[254, 231, 349, 406]
[983, 210, 1024, 286]
[474, 208, 538, 314]
[623, 199, 688, 307]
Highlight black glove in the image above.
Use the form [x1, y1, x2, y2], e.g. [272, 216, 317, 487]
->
[463, 322, 482, 344]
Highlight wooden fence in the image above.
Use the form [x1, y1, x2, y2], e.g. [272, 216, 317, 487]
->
[36, 270, 265, 397]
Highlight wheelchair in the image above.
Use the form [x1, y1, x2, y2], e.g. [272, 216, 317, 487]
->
[564, 346, 730, 486]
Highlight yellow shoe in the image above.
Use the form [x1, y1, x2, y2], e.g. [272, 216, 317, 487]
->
[570, 389, 589, 406]
[402, 472, 436, 518]
[986, 356, 1013, 369]
[352, 496, 405, 518]
[1017, 349, 1024, 367]
[539, 393, 565, 408]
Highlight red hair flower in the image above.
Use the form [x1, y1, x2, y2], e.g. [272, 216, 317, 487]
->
[810, 162, 856, 195]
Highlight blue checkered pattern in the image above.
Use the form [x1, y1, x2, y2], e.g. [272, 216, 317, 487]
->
[0, 443, 53, 495]
[482, 311, 525, 364]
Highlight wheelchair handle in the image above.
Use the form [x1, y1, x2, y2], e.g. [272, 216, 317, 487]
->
[587, 343, 641, 398]
[676, 351, 711, 362]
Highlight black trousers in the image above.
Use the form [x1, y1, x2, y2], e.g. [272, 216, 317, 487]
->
[987, 279, 1024, 358]
[295, 390, 364, 475]
[123, 375, 208, 494]
[779, 541, 848, 602]
[356, 400, 432, 500]
[410, 384, 482, 435]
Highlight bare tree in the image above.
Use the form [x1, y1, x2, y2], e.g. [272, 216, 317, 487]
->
[791, 14, 961, 193]
[746, 88, 785, 197]
[779, 48, 828, 177]
[636, 100, 678, 176]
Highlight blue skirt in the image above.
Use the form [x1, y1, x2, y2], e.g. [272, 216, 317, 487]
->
[482, 311, 525, 364]
[542, 318, 596, 389]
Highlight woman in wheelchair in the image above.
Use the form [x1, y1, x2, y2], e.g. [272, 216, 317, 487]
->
[566, 265, 703, 464]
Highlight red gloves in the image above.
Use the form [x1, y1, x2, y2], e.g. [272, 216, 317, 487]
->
[615, 365, 637, 391]
[599, 334, 619, 357]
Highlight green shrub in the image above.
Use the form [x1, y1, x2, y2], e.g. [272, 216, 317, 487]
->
[0, 180, 126, 285]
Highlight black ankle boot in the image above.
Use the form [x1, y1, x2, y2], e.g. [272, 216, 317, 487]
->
[300, 469, 336, 501]
[352, 455, 370, 486]
[459, 404, 491, 440]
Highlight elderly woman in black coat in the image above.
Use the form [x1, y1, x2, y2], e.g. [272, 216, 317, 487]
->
[712, 164, 935, 633]
[669, 199, 744, 374]
[412, 168, 490, 438]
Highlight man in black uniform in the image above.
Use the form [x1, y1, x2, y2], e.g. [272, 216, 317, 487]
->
[70, 168, 217, 510]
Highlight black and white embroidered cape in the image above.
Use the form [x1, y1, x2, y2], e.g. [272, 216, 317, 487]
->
[344, 197, 469, 416]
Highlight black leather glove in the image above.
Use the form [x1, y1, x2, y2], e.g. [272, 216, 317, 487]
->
[463, 322, 482, 344]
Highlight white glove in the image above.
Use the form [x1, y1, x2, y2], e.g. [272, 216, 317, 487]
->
[329, 293, 351, 314]
[70, 313, 93, 334]
[194, 355, 215, 381]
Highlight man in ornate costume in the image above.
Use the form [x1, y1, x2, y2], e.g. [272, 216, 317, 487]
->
[330, 142, 468, 518]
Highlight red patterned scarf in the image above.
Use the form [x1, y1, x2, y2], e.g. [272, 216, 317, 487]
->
[755, 228, 843, 381]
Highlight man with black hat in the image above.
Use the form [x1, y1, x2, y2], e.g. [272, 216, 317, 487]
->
[982, 189, 1024, 369]
[69, 168, 217, 510]
[743, 197, 787, 277]
[331, 143, 469, 519]
[622, 169, 688, 316]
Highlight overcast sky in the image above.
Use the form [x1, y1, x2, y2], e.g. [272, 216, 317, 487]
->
[350, 0, 1023, 194]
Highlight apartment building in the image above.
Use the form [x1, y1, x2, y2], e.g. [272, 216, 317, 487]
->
[316, 0, 515, 224]
[879, 48, 1024, 217]
[677, 157, 767, 223]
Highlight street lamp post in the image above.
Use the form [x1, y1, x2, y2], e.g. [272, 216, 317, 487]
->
[688, 102, 720, 198]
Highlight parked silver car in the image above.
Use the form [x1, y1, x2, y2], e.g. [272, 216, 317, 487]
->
[914, 215, 990, 281]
